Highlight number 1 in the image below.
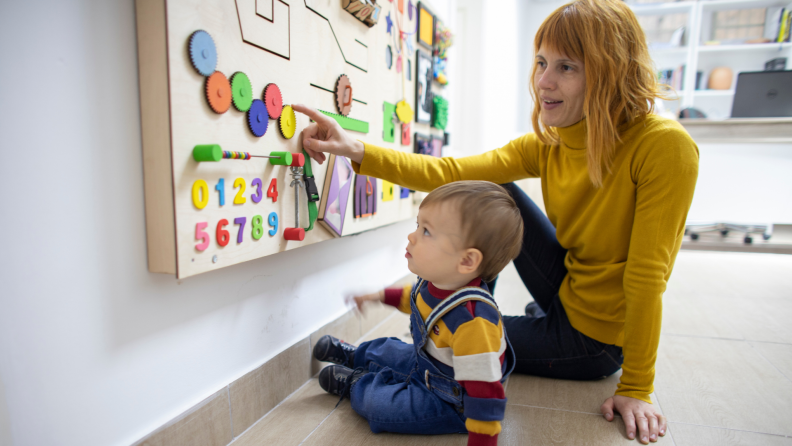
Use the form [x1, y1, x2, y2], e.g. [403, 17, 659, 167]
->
[215, 178, 225, 206]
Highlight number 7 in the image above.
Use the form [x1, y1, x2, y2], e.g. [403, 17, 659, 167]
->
[234, 217, 247, 243]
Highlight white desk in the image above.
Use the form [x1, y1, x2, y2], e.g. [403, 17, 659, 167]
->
[679, 118, 792, 224]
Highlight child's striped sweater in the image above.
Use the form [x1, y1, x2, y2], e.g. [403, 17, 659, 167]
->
[384, 278, 507, 446]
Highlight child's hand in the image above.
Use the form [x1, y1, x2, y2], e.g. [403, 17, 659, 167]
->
[352, 290, 385, 313]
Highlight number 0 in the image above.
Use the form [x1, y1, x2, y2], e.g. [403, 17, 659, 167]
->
[192, 180, 209, 209]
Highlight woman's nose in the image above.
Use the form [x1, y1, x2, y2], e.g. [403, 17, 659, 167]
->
[537, 70, 555, 90]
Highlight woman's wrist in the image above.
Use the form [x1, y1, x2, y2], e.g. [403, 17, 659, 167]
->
[347, 140, 365, 165]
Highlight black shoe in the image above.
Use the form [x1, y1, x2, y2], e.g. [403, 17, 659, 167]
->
[313, 335, 357, 367]
[524, 301, 546, 318]
[318, 365, 367, 400]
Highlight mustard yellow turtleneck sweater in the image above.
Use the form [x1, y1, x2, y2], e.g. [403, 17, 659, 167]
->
[352, 114, 699, 403]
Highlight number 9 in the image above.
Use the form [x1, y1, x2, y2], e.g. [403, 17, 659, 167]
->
[268, 212, 278, 236]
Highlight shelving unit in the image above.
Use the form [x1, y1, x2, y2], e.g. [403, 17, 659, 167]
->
[631, 0, 792, 119]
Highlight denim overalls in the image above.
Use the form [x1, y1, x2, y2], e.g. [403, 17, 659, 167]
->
[350, 278, 516, 435]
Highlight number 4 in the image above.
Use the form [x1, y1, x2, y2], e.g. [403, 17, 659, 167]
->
[267, 178, 278, 202]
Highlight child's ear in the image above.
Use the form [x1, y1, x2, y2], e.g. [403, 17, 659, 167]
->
[458, 248, 483, 276]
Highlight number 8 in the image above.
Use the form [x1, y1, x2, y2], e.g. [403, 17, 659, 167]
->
[251, 215, 264, 240]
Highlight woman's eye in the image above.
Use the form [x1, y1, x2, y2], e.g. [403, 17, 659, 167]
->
[562, 65, 573, 72]
[537, 61, 546, 68]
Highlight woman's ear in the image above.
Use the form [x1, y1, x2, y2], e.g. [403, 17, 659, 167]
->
[458, 248, 483, 276]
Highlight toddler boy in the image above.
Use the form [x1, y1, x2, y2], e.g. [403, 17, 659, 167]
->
[313, 181, 524, 446]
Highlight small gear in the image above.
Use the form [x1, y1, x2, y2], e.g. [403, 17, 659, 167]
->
[335, 74, 353, 116]
[205, 71, 232, 113]
[396, 100, 414, 123]
[247, 99, 269, 137]
[230, 72, 253, 112]
[263, 83, 283, 119]
[188, 30, 217, 77]
[279, 105, 297, 139]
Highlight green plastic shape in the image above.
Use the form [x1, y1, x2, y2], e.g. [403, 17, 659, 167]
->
[231, 72, 253, 112]
[303, 148, 318, 231]
[269, 151, 293, 165]
[193, 144, 222, 162]
[319, 110, 369, 133]
[382, 102, 396, 143]
[432, 96, 449, 130]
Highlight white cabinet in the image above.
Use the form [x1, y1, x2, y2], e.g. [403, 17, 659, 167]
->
[631, 0, 792, 119]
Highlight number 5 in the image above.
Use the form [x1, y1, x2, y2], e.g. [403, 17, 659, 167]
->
[195, 222, 210, 251]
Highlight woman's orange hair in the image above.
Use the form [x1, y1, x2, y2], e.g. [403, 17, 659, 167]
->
[530, 0, 670, 187]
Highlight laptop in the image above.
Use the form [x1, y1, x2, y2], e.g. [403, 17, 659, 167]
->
[730, 71, 792, 118]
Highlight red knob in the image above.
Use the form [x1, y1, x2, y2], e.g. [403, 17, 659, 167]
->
[284, 228, 305, 241]
[290, 153, 305, 167]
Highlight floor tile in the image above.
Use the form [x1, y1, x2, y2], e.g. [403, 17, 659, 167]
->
[721, 298, 792, 344]
[506, 371, 662, 416]
[654, 336, 792, 436]
[749, 341, 792, 381]
[310, 310, 363, 376]
[500, 404, 674, 445]
[300, 401, 467, 446]
[661, 297, 744, 340]
[670, 423, 792, 446]
[358, 311, 412, 344]
[135, 389, 231, 446]
[230, 379, 338, 446]
[229, 338, 311, 435]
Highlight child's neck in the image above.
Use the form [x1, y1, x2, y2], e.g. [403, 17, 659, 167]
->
[430, 274, 480, 291]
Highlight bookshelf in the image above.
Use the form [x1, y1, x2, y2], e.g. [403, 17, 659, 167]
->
[630, 0, 792, 119]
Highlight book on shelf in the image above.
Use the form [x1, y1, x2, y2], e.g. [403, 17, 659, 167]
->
[774, 4, 792, 43]
[657, 65, 685, 92]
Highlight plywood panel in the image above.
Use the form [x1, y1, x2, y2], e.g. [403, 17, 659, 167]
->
[137, 0, 446, 278]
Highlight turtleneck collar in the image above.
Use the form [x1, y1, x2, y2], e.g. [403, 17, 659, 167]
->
[555, 118, 588, 150]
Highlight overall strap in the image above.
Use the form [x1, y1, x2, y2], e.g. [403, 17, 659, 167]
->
[424, 287, 500, 332]
[411, 278, 426, 302]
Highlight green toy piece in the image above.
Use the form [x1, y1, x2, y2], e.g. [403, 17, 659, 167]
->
[269, 151, 293, 165]
[432, 96, 449, 130]
[318, 110, 369, 133]
[192, 144, 223, 162]
[382, 102, 396, 143]
[302, 148, 318, 231]
[230, 72, 253, 112]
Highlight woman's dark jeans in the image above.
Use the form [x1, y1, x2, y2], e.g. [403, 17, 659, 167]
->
[487, 183, 623, 381]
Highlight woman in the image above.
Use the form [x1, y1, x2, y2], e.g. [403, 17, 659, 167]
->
[293, 0, 698, 444]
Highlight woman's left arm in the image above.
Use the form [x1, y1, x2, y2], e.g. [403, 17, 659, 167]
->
[603, 125, 699, 442]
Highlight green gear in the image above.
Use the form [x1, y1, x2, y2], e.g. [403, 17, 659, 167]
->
[230, 72, 253, 112]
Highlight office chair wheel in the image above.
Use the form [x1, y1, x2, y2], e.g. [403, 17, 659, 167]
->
[744, 236, 753, 244]
[720, 230, 729, 236]
[690, 233, 699, 241]
[763, 233, 772, 241]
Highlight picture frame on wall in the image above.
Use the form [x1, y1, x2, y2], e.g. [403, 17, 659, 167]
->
[417, 2, 435, 49]
[415, 50, 433, 124]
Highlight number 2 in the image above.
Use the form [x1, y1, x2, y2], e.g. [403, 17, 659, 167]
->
[233, 178, 246, 204]
[267, 178, 278, 203]
[251, 178, 263, 203]
[234, 217, 246, 243]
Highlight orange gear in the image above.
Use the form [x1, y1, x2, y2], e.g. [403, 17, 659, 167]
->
[205, 71, 232, 113]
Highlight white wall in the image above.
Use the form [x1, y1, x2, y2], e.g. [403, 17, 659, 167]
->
[0, 2, 415, 445]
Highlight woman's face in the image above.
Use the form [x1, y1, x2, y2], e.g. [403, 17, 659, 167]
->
[534, 45, 586, 128]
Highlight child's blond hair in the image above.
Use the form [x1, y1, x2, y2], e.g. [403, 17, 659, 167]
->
[420, 181, 524, 282]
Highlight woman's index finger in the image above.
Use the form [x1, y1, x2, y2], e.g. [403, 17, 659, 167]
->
[292, 104, 331, 125]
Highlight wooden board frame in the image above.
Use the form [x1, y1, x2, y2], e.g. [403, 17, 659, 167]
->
[136, 0, 447, 278]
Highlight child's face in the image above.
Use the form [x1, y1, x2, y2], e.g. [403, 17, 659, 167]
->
[405, 202, 468, 284]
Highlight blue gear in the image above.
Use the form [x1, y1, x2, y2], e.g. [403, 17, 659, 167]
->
[247, 99, 269, 137]
[189, 30, 217, 76]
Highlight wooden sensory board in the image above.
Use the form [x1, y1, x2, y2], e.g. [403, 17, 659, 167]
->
[136, 0, 446, 278]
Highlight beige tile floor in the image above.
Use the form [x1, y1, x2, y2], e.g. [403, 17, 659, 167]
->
[230, 251, 792, 446]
